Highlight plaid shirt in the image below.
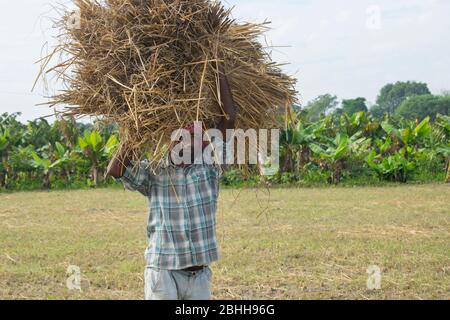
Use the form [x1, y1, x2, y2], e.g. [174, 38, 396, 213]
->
[118, 162, 220, 270]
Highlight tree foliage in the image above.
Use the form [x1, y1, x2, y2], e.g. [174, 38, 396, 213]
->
[396, 94, 450, 120]
[372, 81, 431, 117]
[336, 97, 368, 116]
[303, 94, 339, 121]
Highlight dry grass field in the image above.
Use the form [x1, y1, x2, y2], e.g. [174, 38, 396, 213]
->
[0, 185, 449, 300]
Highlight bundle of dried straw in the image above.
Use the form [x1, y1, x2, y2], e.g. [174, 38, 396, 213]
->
[38, 0, 297, 158]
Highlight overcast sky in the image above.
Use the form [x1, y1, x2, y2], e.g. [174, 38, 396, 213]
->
[1, 0, 449, 122]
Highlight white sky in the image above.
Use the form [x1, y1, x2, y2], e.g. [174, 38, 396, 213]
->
[1, 0, 449, 122]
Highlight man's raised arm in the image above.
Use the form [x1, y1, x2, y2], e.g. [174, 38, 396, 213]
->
[217, 66, 237, 138]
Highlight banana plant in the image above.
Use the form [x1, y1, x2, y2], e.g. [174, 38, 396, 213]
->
[310, 133, 350, 184]
[381, 117, 432, 149]
[367, 117, 432, 182]
[56, 117, 80, 149]
[53, 141, 76, 181]
[340, 112, 366, 136]
[280, 110, 328, 173]
[280, 121, 311, 173]
[435, 145, 450, 182]
[9, 146, 35, 184]
[280, 109, 302, 173]
[24, 119, 60, 150]
[0, 128, 10, 188]
[367, 148, 415, 183]
[78, 131, 118, 187]
[0, 113, 28, 188]
[30, 150, 62, 189]
[0, 128, 10, 155]
[432, 115, 450, 182]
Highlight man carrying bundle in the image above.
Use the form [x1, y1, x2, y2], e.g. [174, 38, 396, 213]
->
[106, 67, 236, 300]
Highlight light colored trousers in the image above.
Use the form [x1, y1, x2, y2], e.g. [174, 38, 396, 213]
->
[144, 266, 212, 300]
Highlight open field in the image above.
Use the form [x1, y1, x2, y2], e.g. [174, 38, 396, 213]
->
[0, 185, 449, 300]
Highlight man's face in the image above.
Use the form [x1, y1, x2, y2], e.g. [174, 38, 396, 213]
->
[169, 133, 197, 166]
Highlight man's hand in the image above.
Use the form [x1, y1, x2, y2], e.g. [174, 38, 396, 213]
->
[106, 146, 132, 179]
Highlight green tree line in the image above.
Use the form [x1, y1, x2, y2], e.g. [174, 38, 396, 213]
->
[1, 81, 449, 191]
[0, 114, 118, 190]
[273, 110, 449, 186]
[267, 81, 449, 186]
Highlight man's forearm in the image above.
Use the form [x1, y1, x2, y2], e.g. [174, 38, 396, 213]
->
[106, 147, 132, 178]
[218, 67, 236, 134]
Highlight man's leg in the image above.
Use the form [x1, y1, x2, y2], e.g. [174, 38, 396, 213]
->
[144, 267, 178, 300]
